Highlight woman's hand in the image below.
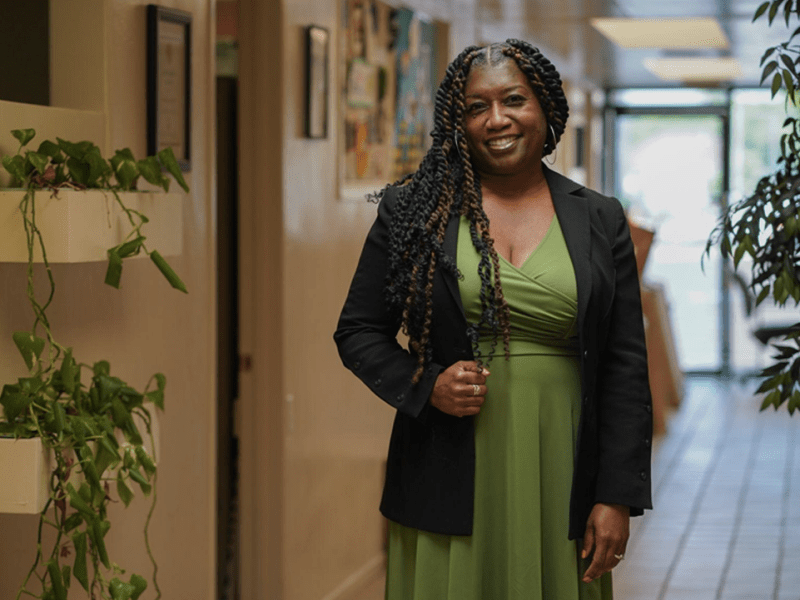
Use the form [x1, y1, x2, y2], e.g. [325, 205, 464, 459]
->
[429, 361, 490, 417]
[581, 502, 630, 583]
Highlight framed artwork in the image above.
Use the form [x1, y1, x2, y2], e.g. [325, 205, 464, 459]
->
[147, 5, 192, 171]
[305, 25, 330, 138]
[339, 1, 444, 199]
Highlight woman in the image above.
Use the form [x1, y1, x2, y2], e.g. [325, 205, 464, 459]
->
[335, 40, 652, 599]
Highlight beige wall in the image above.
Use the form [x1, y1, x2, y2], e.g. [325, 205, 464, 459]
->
[0, 1, 217, 599]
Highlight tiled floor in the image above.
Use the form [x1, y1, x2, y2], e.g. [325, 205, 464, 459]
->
[355, 377, 800, 600]
[615, 377, 800, 600]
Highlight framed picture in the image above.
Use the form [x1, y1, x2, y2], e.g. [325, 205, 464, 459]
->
[147, 5, 192, 171]
[305, 25, 329, 138]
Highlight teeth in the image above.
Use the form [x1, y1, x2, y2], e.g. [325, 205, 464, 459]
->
[486, 137, 517, 150]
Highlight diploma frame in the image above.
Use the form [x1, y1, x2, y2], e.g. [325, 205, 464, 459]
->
[305, 25, 330, 139]
[147, 5, 192, 171]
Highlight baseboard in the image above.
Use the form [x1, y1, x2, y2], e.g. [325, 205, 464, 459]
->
[320, 553, 385, 600]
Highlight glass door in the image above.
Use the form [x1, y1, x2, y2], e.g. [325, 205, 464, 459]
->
[613, 111, 727, 373]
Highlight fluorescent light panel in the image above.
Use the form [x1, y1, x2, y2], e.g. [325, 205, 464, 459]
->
[643, 57, 743, 81]
[591, 18, 729, 49]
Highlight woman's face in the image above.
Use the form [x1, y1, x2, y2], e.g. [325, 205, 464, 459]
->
[462, 60, 547, 178]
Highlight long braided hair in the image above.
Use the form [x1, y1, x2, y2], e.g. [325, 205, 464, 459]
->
[372, 39, 569, 384]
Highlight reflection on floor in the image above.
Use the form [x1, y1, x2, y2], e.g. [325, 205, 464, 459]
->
[353, 377, 799, 600]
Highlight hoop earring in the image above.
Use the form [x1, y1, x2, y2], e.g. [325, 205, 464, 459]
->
[454, 131, 466, 163]
[544, 124, 558, 165]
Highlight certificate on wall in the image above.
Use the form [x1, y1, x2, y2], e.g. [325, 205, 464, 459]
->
[147, 5, 192, 170]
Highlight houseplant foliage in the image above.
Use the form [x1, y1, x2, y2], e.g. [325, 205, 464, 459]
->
[0, 129, 189, 599]
[706, 0, 800, 413]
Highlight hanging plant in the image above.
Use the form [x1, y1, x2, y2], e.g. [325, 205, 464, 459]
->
[0, 129, 189, 599]
[706, 1, 800, 413]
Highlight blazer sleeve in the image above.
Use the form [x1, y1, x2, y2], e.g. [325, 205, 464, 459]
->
[333, 188, 445, 422]
[593, 199, 654, 513]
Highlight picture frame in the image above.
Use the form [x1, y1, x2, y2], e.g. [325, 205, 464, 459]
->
[147, 5, 192, 171]
[305, 25, 329, 139]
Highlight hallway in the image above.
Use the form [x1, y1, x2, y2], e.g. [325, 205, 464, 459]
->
[354, 378, 800, 600]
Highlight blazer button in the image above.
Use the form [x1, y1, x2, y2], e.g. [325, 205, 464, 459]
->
[640, 471, 647, 481]
[645, 404, 652, 413]
[375, 378, 382, 387]
[644, 438, 651, 447]
[397, 393, 405, 403]
[354, 361, 361, 370]
[583, 350, 588, 358]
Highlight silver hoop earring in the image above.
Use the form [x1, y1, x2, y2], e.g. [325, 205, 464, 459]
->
[454, 131, 466, 163]
[544, 124, 558, 165]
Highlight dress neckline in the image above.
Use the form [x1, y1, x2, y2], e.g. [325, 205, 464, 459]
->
[496, 213, 557, 272]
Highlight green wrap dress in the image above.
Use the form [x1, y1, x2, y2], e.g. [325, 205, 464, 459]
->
[385, 214, 613, 600]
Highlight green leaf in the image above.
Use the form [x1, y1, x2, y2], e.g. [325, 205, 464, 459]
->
[129, 574, 147, 600]
[64, 513, 83, 532]
[116, 472, 135, 507]
[12, 331, 45, 371]
[760, 389, 781, 410]
[60, 349, 76, 394]
[37, 139, 62, 160]
[157, 146, 190, 192]
[46, 559, 67, 600]
[786, 0, 793, 26]
[0, 384, 31, 422]
[71, 531, 89, 592]
[111, 149, 139, 190]
[784, 69, 796, 99]
[150, 250, 188, 293]
[27, 151, 49, 175]
[135, 446, 156, 475]
[772, 72, 784, 97]
[769, 0, 782, 24]
[67, 482, 94, 517]
[755, 1, 771, 20]
[93, 361, 111, 377]
[85, 148, 112, 187]
[116, 236, 146, 259]
[136, 156, 168, 190]
[62, 565, 71, 590]
[128, 467, 152, 496]
[66, 156, 90, 186]
[109, 577, 136, 600]
[2, 154, 27, 183]
[105, 248, 123, 289]
[761, 46, 777, 65]
[56, 138, 93, 160]
[756, 285, 772, 306]
[12, 128, 36, 147]
[95, 435, 121, 475]
[51, 400, 66, 434]
[90, 518, 111, 569]
[733, 242, 747, 268]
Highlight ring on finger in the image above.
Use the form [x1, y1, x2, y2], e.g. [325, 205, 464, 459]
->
[472, 384, 480, 396]
[614, 554, 625, 561]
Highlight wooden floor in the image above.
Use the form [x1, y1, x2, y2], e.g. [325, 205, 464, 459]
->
[353, 377, 800, 600]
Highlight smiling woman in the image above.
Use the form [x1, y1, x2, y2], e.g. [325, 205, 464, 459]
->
[335, 40, 653, 600]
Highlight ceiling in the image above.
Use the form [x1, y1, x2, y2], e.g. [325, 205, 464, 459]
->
[475, 0, 790, 88]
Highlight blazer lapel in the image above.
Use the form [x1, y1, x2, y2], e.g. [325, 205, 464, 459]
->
[546, 166, 592, 330]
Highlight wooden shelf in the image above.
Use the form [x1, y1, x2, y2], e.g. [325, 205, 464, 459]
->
[0, 190, 183, 263]
[0, 437, 51, 514]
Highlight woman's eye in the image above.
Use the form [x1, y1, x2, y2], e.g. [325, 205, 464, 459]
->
[506, 95, 526, 105]
[467, 102, 486, 114]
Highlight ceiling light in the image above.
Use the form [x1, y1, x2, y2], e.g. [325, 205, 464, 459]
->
[591, 18, 729, 49]
[643, 57, 743, 81]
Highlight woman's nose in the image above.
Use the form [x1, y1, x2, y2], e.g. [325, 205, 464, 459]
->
[486, 102, 510, 129]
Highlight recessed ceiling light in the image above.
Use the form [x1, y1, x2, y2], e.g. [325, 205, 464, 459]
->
[643, 57, 743, 81]
[591, 18, 729, 49]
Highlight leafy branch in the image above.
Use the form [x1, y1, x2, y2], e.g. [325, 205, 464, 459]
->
[707, 0, 800, 413]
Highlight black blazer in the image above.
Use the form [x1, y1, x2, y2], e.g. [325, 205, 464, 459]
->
[334, 166, 653, 539]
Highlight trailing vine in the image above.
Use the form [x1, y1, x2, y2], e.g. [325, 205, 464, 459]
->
[0, 129, 189, 599]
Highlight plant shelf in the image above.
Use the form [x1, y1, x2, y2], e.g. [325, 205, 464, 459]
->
[0, 190, 183, 263]
[0, 437, 51, 514]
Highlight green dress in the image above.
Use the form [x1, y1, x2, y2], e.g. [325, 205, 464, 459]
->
[385, 214, 613, 600]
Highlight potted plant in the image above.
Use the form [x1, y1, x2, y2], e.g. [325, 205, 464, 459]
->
[0, 128, 189, 600]
[707, 1, 800, 413]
